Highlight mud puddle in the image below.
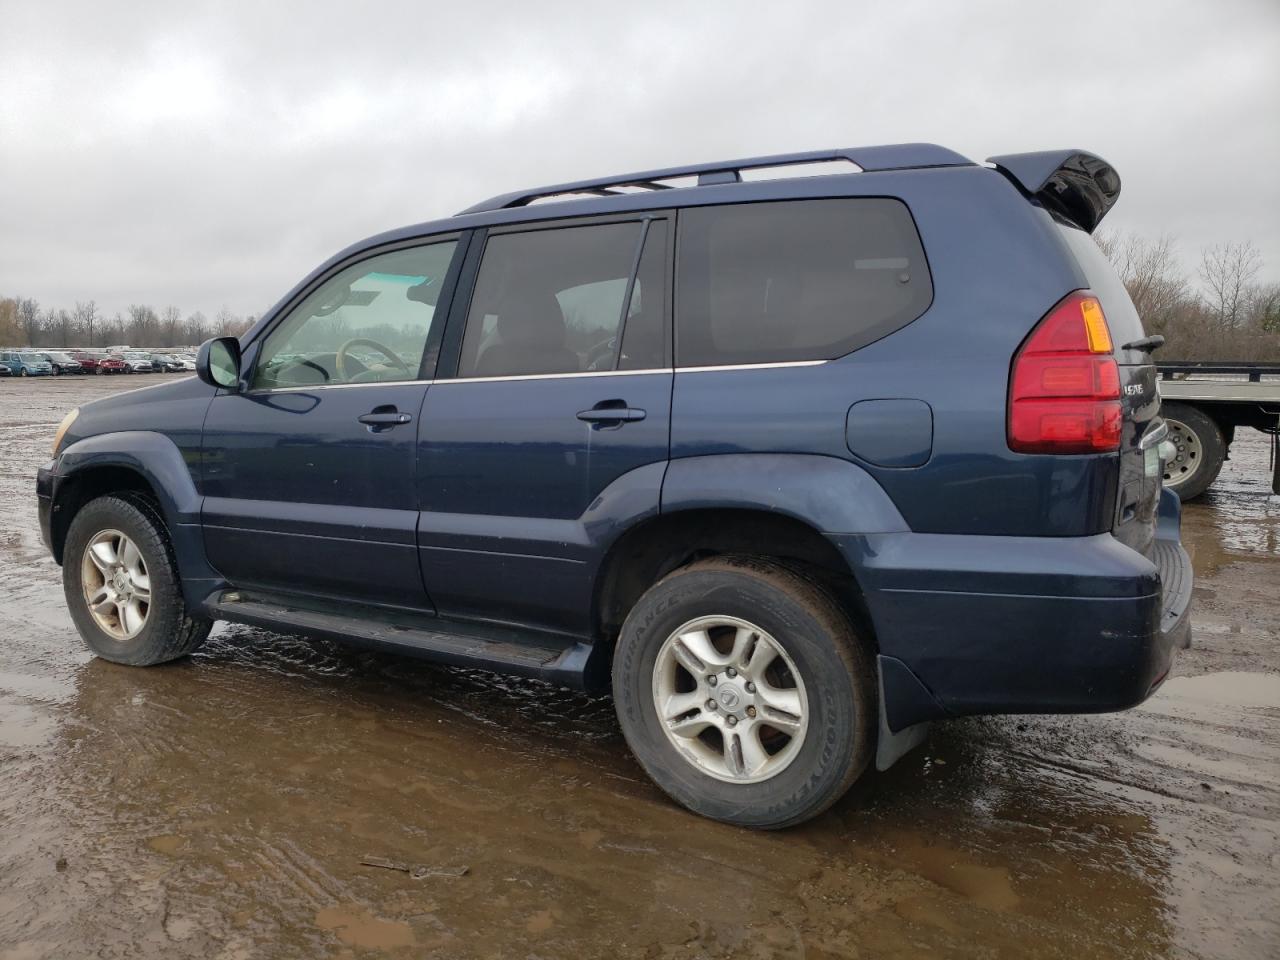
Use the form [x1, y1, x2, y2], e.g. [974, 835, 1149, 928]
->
[0, 375, 1277, 958]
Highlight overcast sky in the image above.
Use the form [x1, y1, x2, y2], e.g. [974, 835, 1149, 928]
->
[2, 0, 1277, 321]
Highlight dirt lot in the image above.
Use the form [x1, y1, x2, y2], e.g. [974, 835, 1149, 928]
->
[0, 374, 1276, 960]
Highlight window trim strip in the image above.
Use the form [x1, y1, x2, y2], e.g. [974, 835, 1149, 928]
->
[238, 359, 831, 393]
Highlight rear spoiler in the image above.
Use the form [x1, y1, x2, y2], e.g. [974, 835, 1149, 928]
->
[986, 150, 1120, 233]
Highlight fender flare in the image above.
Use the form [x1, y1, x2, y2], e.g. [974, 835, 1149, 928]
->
[55, 431, 201, 527]
[660, 453, 907, 534]
[51, 431, 223, 606]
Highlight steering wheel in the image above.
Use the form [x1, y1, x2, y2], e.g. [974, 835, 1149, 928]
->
[335, 338, 409, 382]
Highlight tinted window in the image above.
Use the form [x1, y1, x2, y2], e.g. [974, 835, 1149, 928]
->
[676, 199, 932, 366]
[1055, 220, 1147, 361]
[253, 241, 457, 389]
[458, 221, 664, 378]
[618, 221, 668, 370]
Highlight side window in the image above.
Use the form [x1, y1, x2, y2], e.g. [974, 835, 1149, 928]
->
[252, 240, 458, 389]
[457, 220, 664, 378]
[618, 220, 668, 370]
[675, 199, 932, 367]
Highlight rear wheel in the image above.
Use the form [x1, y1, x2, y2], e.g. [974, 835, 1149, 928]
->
[1162, 402, 1226, 500]
[613, 556, 876, 829]
[63, 495, 212, 665]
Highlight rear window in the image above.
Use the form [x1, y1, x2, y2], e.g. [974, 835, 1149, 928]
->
[675, 198, 932, 367]
[1055, 221, 1147, 360]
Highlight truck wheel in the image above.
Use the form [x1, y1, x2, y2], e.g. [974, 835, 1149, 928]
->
[613, 556, 876, 829]
[1162, 402, 1226, 500]
[63, 494, 212, 665]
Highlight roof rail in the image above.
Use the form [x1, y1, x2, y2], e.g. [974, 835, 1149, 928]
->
[458, 143, 972, 215]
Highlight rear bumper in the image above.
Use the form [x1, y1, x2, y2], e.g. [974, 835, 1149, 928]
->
[834, 499, 1192, 730]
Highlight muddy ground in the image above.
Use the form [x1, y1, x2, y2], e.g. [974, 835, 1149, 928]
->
[0, 374, 1276, 960]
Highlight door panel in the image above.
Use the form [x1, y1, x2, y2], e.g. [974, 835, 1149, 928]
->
[416, 214, 672, 635]
[199, 236, 463, 609]
[202, 383, 432, 608]
[416, 372, 671, 633]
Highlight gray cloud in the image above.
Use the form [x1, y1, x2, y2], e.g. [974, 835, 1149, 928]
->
[2, 0, 1278, 320]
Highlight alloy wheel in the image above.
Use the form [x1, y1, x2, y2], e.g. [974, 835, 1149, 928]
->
[81, 529, 151, 640]
[651, 615, 809, 784]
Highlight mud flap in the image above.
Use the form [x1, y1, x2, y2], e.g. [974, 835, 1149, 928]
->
[875, 668, 931, 771]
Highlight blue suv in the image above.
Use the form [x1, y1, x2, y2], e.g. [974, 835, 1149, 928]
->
[37, 144, 1192, 827]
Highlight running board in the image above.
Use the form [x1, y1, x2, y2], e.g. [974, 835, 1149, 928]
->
[202, 590, 606, 690]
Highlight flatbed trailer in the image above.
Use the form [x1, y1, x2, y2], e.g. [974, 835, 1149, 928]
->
[1157, 362, 1280, 499]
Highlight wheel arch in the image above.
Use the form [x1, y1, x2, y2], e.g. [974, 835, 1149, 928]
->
[592, 507, 877, 647]
[50, 431, 203, 567]
[50, 464, 162, 563]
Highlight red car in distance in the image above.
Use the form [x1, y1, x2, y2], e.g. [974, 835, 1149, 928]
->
[73, 351, 127, 374]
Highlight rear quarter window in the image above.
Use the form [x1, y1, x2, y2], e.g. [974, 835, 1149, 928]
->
[675, 198, 932, 366]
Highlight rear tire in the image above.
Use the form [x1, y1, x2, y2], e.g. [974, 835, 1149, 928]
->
[63, 494, 212, 665]
[1162, 402, 1225, 500]
[613, 556, 876, 829]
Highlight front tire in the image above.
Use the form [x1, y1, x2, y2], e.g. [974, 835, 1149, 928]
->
[613, 556, 876, 829]
[63, 494, 212, 665]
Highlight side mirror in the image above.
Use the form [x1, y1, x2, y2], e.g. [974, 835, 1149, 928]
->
[197, 337, 242, 390]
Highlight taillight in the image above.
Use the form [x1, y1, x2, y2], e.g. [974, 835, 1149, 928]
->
[1008, 291, 1122, 454]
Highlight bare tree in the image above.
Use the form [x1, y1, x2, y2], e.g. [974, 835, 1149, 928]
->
[159, 305, 182, 346]
[214, 306, 245, 337]
[183, 311, 209, 345]
[0, 298, 21, 345]
[1200, 241, 1261, 329]
[16, 298, 41, 346]
[1101, 232, 1188, 332]
[47, 308, 75, 347]
[106, 312, 127, 345]
[1249, 282, 1280, 334]
[127, 304, 161, 345]
[72, 300, 99, 346]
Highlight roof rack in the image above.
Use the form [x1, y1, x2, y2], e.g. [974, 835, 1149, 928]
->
[458, 143, 971, 215]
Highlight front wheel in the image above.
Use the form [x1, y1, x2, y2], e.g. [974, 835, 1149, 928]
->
[613, 557, 876, 829]
[63, 494, 212, 665]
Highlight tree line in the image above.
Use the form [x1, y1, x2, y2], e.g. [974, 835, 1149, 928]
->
[1096, 235, 1278, 361]
[0, 299, 254, 349]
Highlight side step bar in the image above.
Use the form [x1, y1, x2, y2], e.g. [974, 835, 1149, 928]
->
[202, 590, 607, 690]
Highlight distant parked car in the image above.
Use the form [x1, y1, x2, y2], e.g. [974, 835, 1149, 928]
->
[94, 354, 127, 375]
[152, 354, 187, 373]
[176, 355, 197, 371]
[0, 356, 12, 376]
[120, 352, 154, 374]
[0, 350, 53, 376]
[40, 352, 84, 375]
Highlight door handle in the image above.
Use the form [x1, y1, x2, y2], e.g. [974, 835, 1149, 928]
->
[577, 403, 646, 424]
[358, 409, 413, 429]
